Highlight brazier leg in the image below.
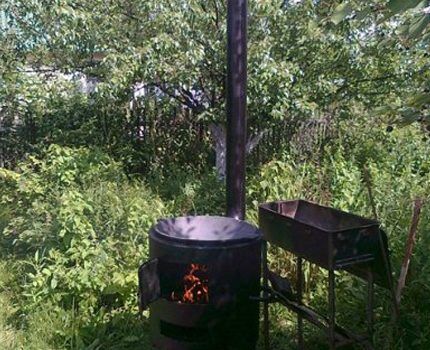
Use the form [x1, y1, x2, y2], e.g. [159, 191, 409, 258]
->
[328, 269, 336, 350]
[367, 269, 374, 346]
[262, 240, 270, 350]
[297, 256, 304, 349]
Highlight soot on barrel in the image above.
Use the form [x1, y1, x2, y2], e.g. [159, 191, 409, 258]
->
[144, 216, 261, 350]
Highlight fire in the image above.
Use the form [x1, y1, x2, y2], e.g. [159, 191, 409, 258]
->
[171, 263, 209, 304]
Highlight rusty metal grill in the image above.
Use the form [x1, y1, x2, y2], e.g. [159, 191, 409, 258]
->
[259, 200, 397, 350]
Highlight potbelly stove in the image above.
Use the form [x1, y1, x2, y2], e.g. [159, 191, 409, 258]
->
[139, 216, 261, 350]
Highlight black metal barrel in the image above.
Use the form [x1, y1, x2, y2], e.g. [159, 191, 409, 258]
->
[140, 216, 262, 350]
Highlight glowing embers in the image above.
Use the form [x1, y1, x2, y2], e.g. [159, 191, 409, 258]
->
[171, 264, 209, 304]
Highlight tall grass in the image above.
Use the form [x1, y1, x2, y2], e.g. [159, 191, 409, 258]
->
[0, 122, 429, 349]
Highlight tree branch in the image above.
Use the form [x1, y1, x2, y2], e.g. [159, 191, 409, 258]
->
[396, 199, 425, 304]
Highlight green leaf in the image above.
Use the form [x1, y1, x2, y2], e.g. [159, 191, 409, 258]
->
[260, 180, 269, 190]
[387, 0, 423, 15]
[51, 277, 58, 289]
[42, 268, 52, 276]
[102, 284, 122, 295]
[331, 3, 353, 25]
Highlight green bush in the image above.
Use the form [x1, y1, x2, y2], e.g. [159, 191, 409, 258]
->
[1, 123, 430, 349]
[0, 145, 165, 348]
[146, 165, 225, 216]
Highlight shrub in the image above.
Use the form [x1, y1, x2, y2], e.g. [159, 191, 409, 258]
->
[0, 145, 165, 347]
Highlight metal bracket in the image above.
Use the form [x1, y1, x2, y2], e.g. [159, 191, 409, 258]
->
[138, 258, 160, 311]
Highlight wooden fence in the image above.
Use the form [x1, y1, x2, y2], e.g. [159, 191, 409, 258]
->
[0, 101, 298, 172]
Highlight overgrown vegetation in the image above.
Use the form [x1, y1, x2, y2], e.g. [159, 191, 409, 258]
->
[1, 123, 429, 349]
[1, 0, 429, 349]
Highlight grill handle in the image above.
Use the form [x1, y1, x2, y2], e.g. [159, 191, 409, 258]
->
[138, 258, 160, 311]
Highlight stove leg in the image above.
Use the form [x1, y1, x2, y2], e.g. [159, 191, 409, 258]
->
[367, 270, 374, 347]
[328, 269, 336, 350]
[297, 256, 304, 349]
[262, 240, 270, 350]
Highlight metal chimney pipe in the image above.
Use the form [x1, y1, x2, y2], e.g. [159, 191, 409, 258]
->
[226, 0, 247, 220]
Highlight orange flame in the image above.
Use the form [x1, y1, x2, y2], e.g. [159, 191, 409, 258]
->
[171, 264, 209, 304]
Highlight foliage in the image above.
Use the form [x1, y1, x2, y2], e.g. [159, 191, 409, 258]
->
[0, 119, 430, 348]
[0, 145, 164, 348]
[0, 0, 429, 349]
[329, 0, 430, 127]
[1, 0, 429, 170]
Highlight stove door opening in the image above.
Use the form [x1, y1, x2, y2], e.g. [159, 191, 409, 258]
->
[160, 261, 210, 304]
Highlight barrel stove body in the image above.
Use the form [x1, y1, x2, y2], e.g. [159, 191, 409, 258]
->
[139, 216, 261, 350]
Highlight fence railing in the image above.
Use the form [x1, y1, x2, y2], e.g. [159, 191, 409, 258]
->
[1, 101, 301, 172]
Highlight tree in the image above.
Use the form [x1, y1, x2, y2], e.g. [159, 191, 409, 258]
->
[0, 0, 428, 170]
